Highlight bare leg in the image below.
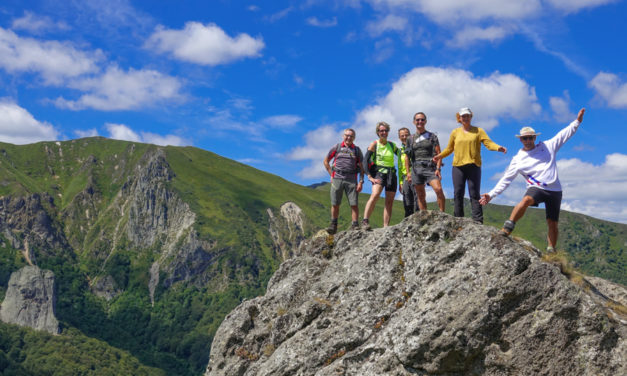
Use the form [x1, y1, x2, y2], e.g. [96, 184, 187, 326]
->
[383, 191, 395, 226]
[331, 205, 340, 220]
[414, 184, 427, 211]
[364, 184, 384, 220]
[350, 205, 359, 222]
[429, 178, 446, 212]
[547, 219, 558, 248]
[509, 195, 535, 222]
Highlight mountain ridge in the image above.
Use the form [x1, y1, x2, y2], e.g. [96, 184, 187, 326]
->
[0, 137, 625, 375]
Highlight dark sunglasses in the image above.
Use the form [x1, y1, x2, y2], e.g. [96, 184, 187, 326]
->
[414, 118, 426, 122]
[378, 129, 389, 133]
[520, 136, 534, 141]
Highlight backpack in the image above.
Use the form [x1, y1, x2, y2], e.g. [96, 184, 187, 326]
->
[409, 132, 436, 161]
[368, 141, 398, 176]
[331, 143, 362, 175]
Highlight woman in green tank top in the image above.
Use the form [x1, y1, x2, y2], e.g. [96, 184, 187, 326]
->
[361, 121, 401, 229]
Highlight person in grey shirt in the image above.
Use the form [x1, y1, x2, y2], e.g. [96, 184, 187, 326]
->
[323, 128, 365, 234]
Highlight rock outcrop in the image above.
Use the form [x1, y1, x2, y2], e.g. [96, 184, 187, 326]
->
[206, 211, 626, 376]
[0, 265, 59, 335]
[268, 202, 308, 261]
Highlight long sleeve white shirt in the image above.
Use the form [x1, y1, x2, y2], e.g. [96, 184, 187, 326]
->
[487, 119, 581, 199]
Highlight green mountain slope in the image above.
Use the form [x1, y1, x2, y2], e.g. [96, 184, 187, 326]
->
[0, 138, 624, 376]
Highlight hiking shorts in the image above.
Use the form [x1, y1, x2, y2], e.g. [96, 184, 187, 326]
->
[411, 163, 438, 186]
[373, 169, 397, 193]
[525, 187, 563, 221]
[330, 178, 358, 206]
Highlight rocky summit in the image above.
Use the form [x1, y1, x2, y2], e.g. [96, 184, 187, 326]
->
[205, 211, 626, 376]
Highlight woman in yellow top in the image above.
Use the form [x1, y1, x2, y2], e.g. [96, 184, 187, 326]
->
[433, 107, 507, 223]
[362, 121, 401, 229]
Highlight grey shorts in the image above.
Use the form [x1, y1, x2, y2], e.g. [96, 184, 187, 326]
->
[411, 164, 438, 186]
[330, 178, 358, 206]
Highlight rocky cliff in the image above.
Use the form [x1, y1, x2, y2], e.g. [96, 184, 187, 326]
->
[206, 211, 626, 376]
[0, 265, 59, 335]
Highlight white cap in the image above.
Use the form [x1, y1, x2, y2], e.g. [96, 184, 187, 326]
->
[459, 107, 472, 116]
[516, 126, 541, 138]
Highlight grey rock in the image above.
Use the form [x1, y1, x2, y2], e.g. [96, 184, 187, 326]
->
[206, 211, 626, 376]
[268, 202, 309, 261]
[90, 274, 121, 301]
[0, 265, 59, 335]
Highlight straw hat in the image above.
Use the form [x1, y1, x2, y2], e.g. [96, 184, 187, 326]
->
[516, 126, 541, 138]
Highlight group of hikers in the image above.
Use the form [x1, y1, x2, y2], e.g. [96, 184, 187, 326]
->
[323, 106, 586, 253]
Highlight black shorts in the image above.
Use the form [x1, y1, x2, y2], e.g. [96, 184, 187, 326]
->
[525, 187, 562, 221]
[374, 169, 397, 193]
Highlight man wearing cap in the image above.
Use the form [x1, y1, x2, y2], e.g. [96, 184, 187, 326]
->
[479, 108, 586, 252]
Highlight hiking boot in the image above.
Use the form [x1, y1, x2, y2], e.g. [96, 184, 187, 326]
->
[361, 219, 371, 230]
[546, 246, 556, 253]
[350, 222, 360, 230]
[326, 221, 337, 235]
[500, 220, 515, 236]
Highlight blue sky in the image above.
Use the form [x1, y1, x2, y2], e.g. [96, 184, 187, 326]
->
[1, 0, 626, 223]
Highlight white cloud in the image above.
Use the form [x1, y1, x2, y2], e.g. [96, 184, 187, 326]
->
[545, 0, 618, 13]
[266, 7, 294, 23]
[449, 25, 512, 47]
[372, 38, 395, 63]
[105, 123, 188, 146]
[54, 66, 184, 111]
[11, 11, 70, 34]
[74, 128, 99, 138]
[145, 22, 265, 66]
[365, 0, 542, 24]
[588, 72, 627, 109]
[306, 17, 338, 27]
[287, 67, 540, 179]
[549, 90, 575, 122]
[287, 125, 345, 178]
[262, 115, 303, 129]
[0, 100, 58, 144]
[485, 153, 627, 223]
[366, 14, 408, 37]
[0, 27, 101, 84]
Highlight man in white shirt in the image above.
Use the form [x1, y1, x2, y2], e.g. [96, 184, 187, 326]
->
[479, 108, 585, 252]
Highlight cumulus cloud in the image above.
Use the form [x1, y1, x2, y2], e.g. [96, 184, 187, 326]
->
[54, 66, 184, 111]
[286, 125, 345, 178]
[588, 72, 627, 109]
[306, 17, 338, 27]
[146, 22, 264, 66]
[287, 67, 541, 178]
[0, 27, 101, 84]
[0, 100, 58, 144]
[549, 91, 575, 122]
[11, 11, 70, 34]
[105, 123, 188, 146]
[487, 153, 627, 223]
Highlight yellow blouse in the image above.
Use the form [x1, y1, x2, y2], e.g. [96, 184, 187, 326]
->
[439, 126, 501, 167]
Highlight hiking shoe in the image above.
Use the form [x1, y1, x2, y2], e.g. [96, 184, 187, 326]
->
[546, 246, 555, 253]
[361, 219, 371, 230]
[326, 221, 337, 235]
[500, 220, 515, 236]
[350, 222, 360, 230]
